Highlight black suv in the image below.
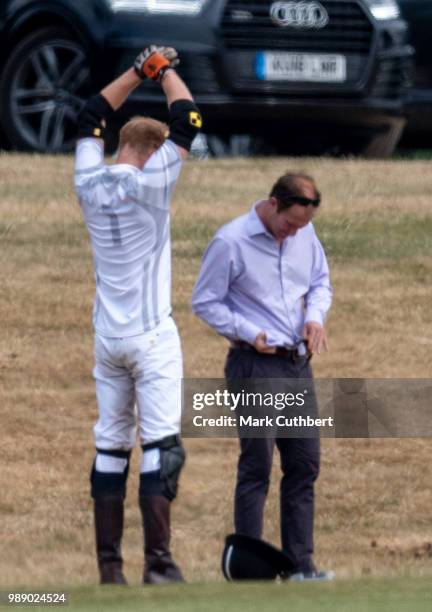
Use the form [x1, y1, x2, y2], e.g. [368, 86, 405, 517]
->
[398, 0, 432, 147]
[0, 0, 413, 156]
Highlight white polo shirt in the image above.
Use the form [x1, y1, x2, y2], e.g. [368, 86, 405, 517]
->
[74, 137, 182, 337]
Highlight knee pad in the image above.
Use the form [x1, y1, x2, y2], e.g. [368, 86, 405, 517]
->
[140, 435, 186, 501]
[90, 449, 131, 499]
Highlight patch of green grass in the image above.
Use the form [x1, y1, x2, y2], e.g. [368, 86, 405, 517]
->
[6, 222, 87, 248]
[0, 223, 14, 239]
[27, 578, 432, 612]
[2, 222, 91, 268]
[172, 211, 432, 269]
[315, 213, 432, 263]
[396, 149, 432, 161]
[172, 219, 224, 258]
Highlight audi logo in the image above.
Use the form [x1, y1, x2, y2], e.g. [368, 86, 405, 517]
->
[270, 1, 329, 29]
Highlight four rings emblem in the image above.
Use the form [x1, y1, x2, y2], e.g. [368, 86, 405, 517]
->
[270, 1, 329, 29]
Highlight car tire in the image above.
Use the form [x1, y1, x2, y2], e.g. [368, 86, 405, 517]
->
[0, 26, 92, 153]
[206, 134, 277, 157]
[359, 119, 405, 158]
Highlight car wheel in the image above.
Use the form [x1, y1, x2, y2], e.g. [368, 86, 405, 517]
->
[0, 27, 91, 153]
[206, 134, 276, 157]
[358, 119, 405, 158]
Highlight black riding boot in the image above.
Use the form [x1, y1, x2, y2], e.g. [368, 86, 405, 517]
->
[94, 496, 128, 585]
[139, 495, 184, 584]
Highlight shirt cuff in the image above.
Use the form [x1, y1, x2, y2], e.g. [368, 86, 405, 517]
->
[305, 308, 325, 326]
[235, 317, 262, 345]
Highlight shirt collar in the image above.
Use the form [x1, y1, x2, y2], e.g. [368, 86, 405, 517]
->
[246, 200, 273, 237]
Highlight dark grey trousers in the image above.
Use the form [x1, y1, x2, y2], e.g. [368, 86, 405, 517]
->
[225, 348, 320, 573]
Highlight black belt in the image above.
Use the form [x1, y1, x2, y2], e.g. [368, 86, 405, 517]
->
[230, 340, 307, 360]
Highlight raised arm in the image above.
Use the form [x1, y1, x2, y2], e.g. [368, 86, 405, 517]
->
[76, 44, 201, 167]
[162, 71, 202, 158]
[75, 67, 143, 175]
[100, 45, 187, 110]
[76, 48, 175, 143]
[160, 69, 193, 106]
[100, 68, 142, 111]
[132, 45, 201, 157]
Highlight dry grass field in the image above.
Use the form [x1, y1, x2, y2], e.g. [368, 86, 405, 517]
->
[1, 153, 432, 591]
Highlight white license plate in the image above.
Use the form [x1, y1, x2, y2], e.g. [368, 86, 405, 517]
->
[256, 52, 347, 83]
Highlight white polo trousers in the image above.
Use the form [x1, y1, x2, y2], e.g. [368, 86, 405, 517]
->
[93, 316, 182, 450]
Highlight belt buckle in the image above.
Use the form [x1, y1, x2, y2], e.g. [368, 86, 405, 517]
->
[291, 348, 301, 362]
[292, 346, 312, 363]
[275, 346, 289, 358]
[276, 346, 298, 360]
[296, 339, 313, 363]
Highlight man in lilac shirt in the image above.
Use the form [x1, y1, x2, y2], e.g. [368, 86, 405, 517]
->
[192, 172, 333, 580]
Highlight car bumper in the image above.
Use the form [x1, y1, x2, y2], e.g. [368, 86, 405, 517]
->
[119, 92, 405, 135]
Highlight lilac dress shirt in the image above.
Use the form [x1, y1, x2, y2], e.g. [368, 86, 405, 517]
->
[192, 202, 332, 349]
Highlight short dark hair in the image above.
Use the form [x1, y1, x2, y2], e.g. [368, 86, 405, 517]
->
[270, 172, 321, 211]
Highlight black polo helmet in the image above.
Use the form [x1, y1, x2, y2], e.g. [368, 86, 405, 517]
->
[222, 534, 296, 581]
